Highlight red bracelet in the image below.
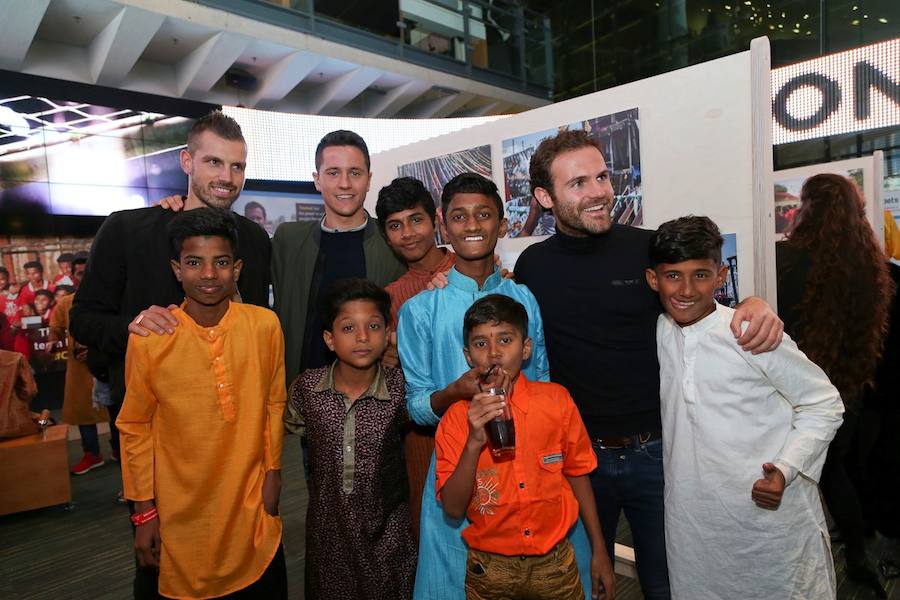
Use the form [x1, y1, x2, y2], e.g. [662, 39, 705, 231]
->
[130, 507, 158, 526]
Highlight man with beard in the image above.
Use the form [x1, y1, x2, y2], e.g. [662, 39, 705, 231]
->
[514, 129, 783, 600]
[70, 111, 270, 600]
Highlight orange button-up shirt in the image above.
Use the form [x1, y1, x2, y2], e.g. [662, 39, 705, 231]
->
[435, 375, 597, 556]
[118, 302, 285, 599]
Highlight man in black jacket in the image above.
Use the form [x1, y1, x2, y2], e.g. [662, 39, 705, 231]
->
[70, 111, 271, 600]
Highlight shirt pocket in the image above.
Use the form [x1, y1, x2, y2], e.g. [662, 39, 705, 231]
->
[537, 446, 565, 503]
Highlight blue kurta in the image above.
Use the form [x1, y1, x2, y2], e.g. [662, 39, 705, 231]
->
[398, 266, 592, 599]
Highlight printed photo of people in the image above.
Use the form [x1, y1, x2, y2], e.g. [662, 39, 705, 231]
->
[502, 108, 641, 237]
[1, 236, 92, 373]
[774, 168, 864, 238]
[715, 233, 739, 308]
[232, 191, 326, 238]
[397, 145, 493, 244]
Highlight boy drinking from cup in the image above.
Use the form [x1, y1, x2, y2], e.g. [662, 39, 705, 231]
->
[435, 295, 615, 600]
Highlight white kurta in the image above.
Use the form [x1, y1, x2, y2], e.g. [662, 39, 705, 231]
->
[656, 303, 843, 600]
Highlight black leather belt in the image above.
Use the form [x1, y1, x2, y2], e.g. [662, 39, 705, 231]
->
[593, 431, 660, 449]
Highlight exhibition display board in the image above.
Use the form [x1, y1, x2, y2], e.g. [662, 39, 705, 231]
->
[369, 38, 776, 304]
[773, 152, 885, 245]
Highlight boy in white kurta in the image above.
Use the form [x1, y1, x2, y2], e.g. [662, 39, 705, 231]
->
[645, 216, 844, 600]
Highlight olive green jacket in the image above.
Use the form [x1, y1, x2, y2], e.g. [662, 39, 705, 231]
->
[271, 215, 406, 386]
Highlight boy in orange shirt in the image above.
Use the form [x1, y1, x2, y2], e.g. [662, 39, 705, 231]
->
[435, 294, 615, 600]
[118, 208, 286, 599]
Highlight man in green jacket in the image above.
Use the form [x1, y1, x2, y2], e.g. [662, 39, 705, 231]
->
[272, 130, 405, 390]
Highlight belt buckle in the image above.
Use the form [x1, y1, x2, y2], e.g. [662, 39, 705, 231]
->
[637, 431, 651, 445]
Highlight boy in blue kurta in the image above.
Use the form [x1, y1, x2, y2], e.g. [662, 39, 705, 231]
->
[398, 173, 592, 599]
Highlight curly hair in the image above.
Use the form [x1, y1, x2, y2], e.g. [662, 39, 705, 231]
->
[785, 173, 894, 406]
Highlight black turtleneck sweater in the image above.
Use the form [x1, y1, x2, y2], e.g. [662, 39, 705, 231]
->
[515, 224, 663, 437]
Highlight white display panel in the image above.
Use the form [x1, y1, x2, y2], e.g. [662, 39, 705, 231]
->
[222, 106, 504, 181]
[370, 41, 774, 301]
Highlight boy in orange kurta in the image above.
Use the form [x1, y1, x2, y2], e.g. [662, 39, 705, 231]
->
[118, 208, 286, 599]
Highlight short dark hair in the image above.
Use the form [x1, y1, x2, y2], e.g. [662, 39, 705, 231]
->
[440, 173, 503, 219]
[375, 177, 437, 236]
[244, 201, 266, 218]
[54, 284, 76, 295]
[463, 294, 528, 344]
[649, 216, 723, 267]
[0, 266, 8, 276]
[530, 129, 604, 198]
[23, 261, 43, 272]
[34, 289, 54, 301]
[72, 254, 88, 267]
[166, 208, 240, 259]
[56, 252, 75, 263]
[315, 130, 370, 171]
[187, 111, 245, 154]
[320, 278, 390, 331]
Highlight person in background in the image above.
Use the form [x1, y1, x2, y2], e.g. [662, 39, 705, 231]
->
[15, 260, 51, 310]
[244, 200, 267, 227]
[777, 173, 895, 598]
[54, 252, 76, 287]
[649, 215, 842, 599]
[49, 262, 110, 475]
[289, 278, 416, 599]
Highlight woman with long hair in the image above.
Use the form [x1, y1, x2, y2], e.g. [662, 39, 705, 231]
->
[777, 173, 895, 597]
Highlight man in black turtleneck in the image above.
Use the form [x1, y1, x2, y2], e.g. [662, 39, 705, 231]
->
[515, 129, 783, 600]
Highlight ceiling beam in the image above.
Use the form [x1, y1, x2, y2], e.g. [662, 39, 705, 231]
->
[0, 0, 50, 70]
[88, 6, 164, 86]
[249, 51, 322, 108]
[303, 67, 381, 115]
[175, 31, 251, 96]
[366, 79, 431, 118]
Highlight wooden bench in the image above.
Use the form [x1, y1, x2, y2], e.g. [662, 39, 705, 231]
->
[0, 424, 71, 516]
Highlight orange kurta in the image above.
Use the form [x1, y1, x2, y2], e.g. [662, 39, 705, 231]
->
[50, 293, 108, 426]
[118, 302, 286, 599]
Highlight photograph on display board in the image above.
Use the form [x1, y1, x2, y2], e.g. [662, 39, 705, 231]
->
[1, 235, 93, 374]
[397, 145, 492, 244]
[884, 182, 900, 263]
[716, 233, 739, 308]
[232, 190, 325, 238]
[502, 108, 641, 238]
[0, 95, 189, 217]
[774, 169, 864, 237]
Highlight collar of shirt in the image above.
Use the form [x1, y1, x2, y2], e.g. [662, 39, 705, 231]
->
[406, 249, 456, 280]
[509, 374, 531, 413]
[667, 301, 722, 338]
[447, 265, 502, 292]
[176, 300, 234, 340]
[313, 360, 391, 402]
[319, 212, 370, 234]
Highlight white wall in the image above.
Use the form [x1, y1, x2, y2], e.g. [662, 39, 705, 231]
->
[369, 42, 773, 299]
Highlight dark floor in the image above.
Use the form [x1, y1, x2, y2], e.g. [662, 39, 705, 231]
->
[1, 429, 897, 599]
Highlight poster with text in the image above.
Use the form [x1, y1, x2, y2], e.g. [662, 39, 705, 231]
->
[397, 145, 492, 244]
[501, 108, 641, 238]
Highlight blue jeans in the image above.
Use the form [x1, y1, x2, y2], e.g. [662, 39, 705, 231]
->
[590, 438, 670, 600]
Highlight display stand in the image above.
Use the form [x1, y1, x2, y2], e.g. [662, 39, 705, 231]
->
[0, 424, 72, 516]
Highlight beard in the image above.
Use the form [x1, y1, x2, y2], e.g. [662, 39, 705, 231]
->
[192, 178, 239, 210]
